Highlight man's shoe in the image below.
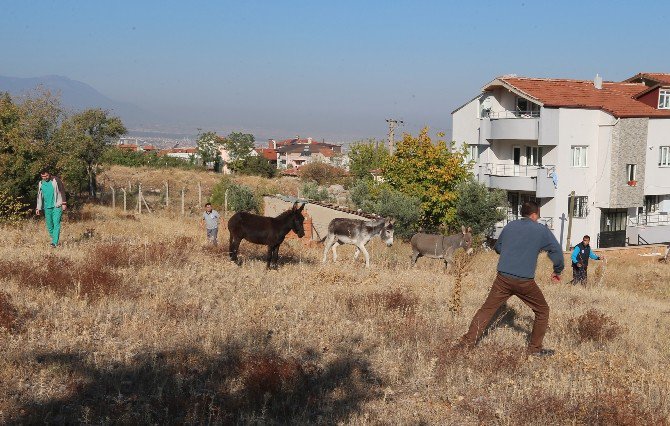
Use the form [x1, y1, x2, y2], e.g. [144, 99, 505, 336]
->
[528, 348, 555, 358]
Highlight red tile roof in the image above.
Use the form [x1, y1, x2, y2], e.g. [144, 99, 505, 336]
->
[491, 76, 670, 118]
[625, 73, 670, 86]
[255, 148, 278, 161]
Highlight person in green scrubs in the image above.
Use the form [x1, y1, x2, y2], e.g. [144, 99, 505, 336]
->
[35, 170, 67, 247]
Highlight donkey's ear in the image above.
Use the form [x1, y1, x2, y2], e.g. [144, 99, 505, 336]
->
[461, 225, 466, 234]
[467, 226, 472, 233]
[297, 203, 305, 212]
[292, 202, 299, 211]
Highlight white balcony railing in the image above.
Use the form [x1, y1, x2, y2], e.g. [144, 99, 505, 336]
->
[484, 110, 541, 119]
[498, 215, 554, 229]
[482, 163, 555, 177]
[628, 212, 670, 227]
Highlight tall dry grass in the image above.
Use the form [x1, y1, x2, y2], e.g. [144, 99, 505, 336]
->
[1, 204, 669, 424]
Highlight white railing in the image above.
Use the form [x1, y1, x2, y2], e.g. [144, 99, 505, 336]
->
[484, 110, 541, 119]
[482, 163, 554, 177]
[498, 215, 554, 229]
[628, 212, 670, 227]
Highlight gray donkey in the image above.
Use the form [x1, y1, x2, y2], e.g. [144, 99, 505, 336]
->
[322, 217, 395, 268]
[410, 226, 473, 269]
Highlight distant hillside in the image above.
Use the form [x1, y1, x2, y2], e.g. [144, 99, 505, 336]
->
[0, 74, 150, 127]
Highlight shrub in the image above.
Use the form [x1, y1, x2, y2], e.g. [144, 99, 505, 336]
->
[571, 309, 621, 343]
[298, 162, 347, 185]
[300, 181, 330, 202]
[350, 180, 421, 239]
[454, 179, 507, 235]
[0, 189, 29, 225]
[210, 178, 260, 213]
[236, 156, 276, 178]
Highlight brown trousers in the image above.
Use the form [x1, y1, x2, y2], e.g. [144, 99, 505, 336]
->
[462, 273, 550, 353]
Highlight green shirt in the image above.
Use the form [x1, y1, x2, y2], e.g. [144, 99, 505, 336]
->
[41, 179, 55, 209]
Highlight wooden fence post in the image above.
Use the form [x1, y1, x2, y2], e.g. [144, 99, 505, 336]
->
[198, 182, 202, 207]
[138, 183, 142, 214]
[121, 188, 127, 212]
[224, 188, 229, 218]
[165, 181, 169, 208]
[181, 188, 185, 215]
[111, 186, 116, 209]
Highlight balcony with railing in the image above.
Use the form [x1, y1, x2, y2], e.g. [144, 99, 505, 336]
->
[480, 109, 540, 141]
[490, 214, 554, 238]
[477, 163, 556, 197]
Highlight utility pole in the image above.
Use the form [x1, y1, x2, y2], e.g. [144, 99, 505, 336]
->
[386, 118, 404, 155]
[566, 191, 575, 251]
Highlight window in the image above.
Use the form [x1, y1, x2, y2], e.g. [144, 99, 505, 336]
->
[568, 196, 588, 218]
[515, 97, 540, 116]
[645, 195, 659, 213]
[571, 146, 588, 167]
[526, 146, 543, 166]
[626, 164, 637, 182]
[659, 89, 670, 109]
[660, 146, 670, 167]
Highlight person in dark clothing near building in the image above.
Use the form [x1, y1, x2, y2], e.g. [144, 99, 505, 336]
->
[459, 201, 564, 357]
[569, 235, 604, 285]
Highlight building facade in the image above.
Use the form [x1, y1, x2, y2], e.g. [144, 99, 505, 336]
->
[452, 73, 670, 248]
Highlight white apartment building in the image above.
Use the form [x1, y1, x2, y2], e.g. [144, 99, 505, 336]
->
[452, 73, 670, 248]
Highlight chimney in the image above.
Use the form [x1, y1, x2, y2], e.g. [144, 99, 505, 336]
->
[594, 73, 603, 90]
[307, 137, 312, 144]
[268, 139, 276, 149]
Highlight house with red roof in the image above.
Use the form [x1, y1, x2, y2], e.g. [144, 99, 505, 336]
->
[452, 73, 670, 248]
[263, 137, 343, 170]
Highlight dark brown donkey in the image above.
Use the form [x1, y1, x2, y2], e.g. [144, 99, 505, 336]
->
[227, 202, 306, 269]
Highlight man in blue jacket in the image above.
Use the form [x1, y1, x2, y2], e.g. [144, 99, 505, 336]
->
[459, 201, 564, 357]
[569, 235, 604, 285]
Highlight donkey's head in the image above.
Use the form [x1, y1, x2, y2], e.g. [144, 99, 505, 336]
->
[381, 218, 395, 247]
[290, 202, 306, 238]
[461, 225, 473, 254]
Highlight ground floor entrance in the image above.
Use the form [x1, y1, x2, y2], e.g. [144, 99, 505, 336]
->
[599, 208, 627, 248]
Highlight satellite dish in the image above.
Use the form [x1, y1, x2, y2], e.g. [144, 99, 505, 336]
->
[481, 97, 492, 110]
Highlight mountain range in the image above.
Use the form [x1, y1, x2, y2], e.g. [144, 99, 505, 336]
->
[0, 74, 185, 137]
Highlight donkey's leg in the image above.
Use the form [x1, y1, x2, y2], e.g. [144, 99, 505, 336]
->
[322, 235, 335, 263]
[266, 245, 274, 269]
[331, 241, 340, 262]
[353, 247, 360, 261]
[411, 250, 421, 266]
[229, 235, 241, 263]
[272, 245, 280, 269]
[356, 243, 371, 268]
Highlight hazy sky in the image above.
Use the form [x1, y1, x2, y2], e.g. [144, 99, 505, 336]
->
[1, 0, 669, 142]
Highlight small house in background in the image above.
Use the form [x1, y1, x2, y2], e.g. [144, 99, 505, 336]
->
[158, 147, 199, 161]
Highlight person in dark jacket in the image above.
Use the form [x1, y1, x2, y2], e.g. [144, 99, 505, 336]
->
[569, 235, 604, 285]
[459, 201, 564, 357]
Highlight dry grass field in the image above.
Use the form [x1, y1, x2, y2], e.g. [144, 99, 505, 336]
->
[1, 204, 670, 424]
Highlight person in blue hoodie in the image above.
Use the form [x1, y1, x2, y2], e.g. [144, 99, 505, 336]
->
[570, 235, 604, 285]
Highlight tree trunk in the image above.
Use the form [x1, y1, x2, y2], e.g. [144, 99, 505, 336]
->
[87, 165, 96, 198]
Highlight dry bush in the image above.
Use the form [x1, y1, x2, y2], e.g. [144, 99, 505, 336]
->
[157, 301, 201, 320]
[0, 291, 19, 332]
[90, 242, 135, 268]
[0, 255, 126, 301]
[346, 289, 418, 317]
[571, 308, 622, 344]
[89, 237, 194, 269]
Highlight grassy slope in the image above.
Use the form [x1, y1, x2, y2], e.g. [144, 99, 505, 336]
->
[0, 205, 669, 424]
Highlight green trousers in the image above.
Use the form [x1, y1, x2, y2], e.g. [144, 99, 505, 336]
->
[44, 207, 63, 245]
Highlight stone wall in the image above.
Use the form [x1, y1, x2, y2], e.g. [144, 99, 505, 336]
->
[609, 118, 647, 208]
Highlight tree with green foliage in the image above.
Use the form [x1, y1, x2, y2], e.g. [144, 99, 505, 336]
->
[0, 90, 64, 206]
[59, 108, 126, 197]
[236, 155, 276, 178]
[383, 127, 470, 230]
[196, 131, 224, 170]
[454, 179, 507, 235]
[224, 132, 255, 172]
[350, 180, 421, 239]
[348, 138, 389, 180]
